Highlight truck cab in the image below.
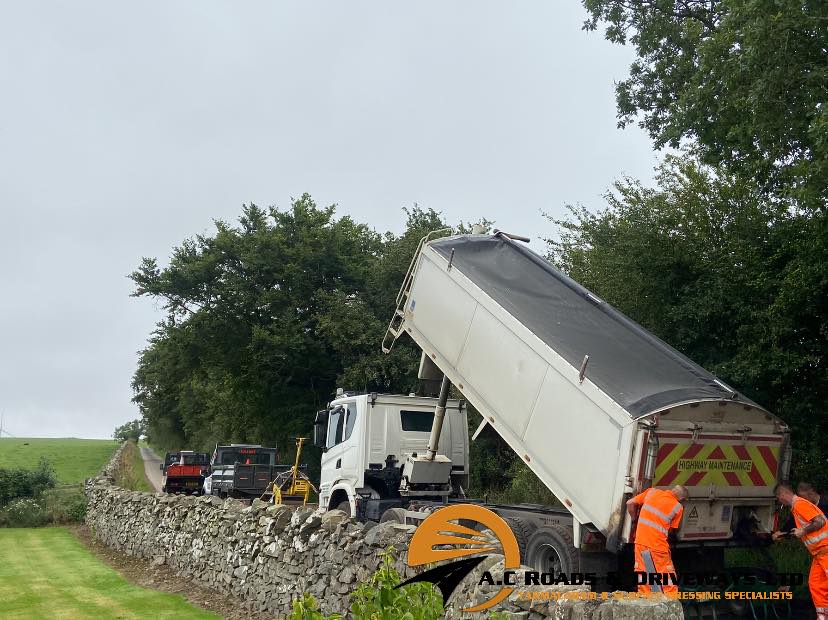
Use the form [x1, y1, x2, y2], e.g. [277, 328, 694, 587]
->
[314, 392, 468, 518]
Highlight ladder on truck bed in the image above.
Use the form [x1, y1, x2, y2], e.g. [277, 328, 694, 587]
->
[382, 228, 450, 354]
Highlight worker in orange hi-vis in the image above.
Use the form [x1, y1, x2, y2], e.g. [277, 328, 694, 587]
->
[626, 484, 689, 595]
[773, 483, 828, 620]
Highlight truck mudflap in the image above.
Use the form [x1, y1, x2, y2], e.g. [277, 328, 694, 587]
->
[649, 431, 783, 542]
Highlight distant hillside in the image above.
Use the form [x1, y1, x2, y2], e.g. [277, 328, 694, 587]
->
[0, 438, 118, 484]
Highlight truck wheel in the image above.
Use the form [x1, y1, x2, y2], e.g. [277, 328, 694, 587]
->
[525, 524, 579, 574]
[380, 508, 408, 525]
[504, 516, 534, 562]
[336, 501, 352, 517]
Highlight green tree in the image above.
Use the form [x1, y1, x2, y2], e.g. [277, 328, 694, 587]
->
[131, 196, 383, 459]
[582, 0, 828, 211]
[113, 419, 145, 442]
[130, 196, 487, 481]
[548, 155, 828, 486]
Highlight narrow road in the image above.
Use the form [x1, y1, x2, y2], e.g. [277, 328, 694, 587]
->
[140, 446, 164, 492]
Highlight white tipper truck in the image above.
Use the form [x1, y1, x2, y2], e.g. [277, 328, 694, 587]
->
[313, 229, 792, 575]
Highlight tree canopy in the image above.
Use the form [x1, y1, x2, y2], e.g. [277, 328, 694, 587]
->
[579, 0, 827, 484]
[112, 419, 146, 443]
[582, 0, 828, 212]
[548, 156, 828, 485]
[130, 196, 476, 474]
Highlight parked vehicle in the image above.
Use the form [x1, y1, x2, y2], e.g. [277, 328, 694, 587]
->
[314, 229, 791, 575]
[161, 451, 210, 494]
[203, 443, 302, 499]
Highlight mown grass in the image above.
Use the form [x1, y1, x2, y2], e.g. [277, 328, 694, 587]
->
[113, 441, 152, 492]
[0, 438, 118, 484]
[0, 528, 218, 619]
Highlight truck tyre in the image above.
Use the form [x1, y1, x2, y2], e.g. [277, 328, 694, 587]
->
[525, 524, 579, 574]
[380, 508, 408, 525]
[504, 516, 534, 562]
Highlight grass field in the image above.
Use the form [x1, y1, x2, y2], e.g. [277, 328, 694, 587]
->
[0, 528, 218, 619]
[0, 438, 118, 484]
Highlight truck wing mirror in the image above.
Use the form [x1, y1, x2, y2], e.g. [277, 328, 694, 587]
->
[159, 463, 164, 471]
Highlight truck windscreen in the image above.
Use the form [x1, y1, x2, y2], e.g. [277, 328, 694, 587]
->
[219, 450, 274, 465]
[181, 454, 209, 465]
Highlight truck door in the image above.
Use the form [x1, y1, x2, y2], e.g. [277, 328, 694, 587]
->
[319, 403, 360, 509]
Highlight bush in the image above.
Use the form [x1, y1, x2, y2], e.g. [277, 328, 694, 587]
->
[288, 595, 341, 620]
[0, 498, 50, 528]
[484, 460, 559, 507]
[0, 456, 87, 527]
[41, 487, 88, 524]
[0, 487, 89, 527]
[288, 548, 442, 620]
[0, 487, 88, 528]
[350, 548, 443, 620]
[0, 458, 57, 507]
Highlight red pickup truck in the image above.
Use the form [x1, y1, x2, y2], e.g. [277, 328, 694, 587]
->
[161, 451, 210, 494]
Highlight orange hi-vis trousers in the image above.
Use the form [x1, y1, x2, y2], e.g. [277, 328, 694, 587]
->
[634, 544, 678, 594]
[811, 551, 828, 620]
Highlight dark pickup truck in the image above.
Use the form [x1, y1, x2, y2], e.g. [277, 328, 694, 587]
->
[205, 444, 304, 499]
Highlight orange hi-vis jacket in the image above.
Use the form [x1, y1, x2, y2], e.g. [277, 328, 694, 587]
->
[631, 488, 684, 553]
[792, 495, 828, 556]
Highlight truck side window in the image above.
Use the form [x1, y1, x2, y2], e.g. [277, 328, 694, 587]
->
[327, 407, 345, 447]
[401, 410, 434, 432]
[344, 405, 357, 441]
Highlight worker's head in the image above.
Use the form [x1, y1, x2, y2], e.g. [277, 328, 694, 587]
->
[775, 483, 795, 506]
[671, 485, 689, 503]
[797, 482, 820, 504]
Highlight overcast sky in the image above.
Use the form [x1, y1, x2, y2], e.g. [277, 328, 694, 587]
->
[0, 2, 658, 439]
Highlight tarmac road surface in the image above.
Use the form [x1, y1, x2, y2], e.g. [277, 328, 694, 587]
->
[140, 446, 164, 492]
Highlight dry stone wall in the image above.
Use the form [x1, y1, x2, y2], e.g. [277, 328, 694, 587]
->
[85, 445, 683, 619]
